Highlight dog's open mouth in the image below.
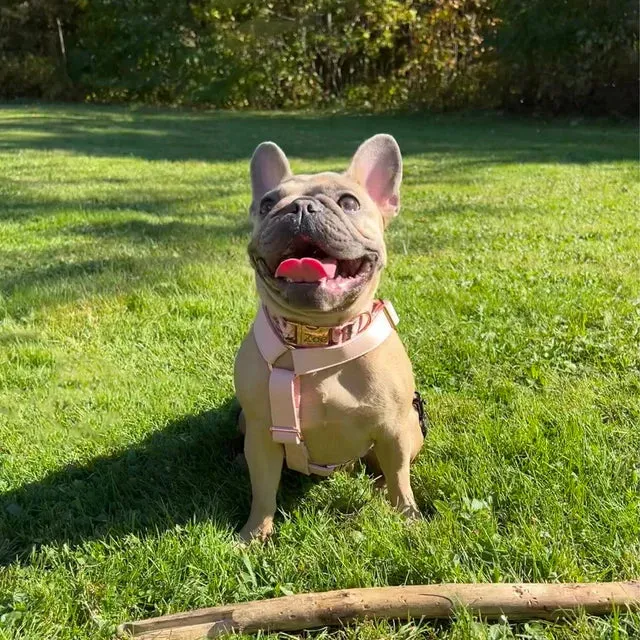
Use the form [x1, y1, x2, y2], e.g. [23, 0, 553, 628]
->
[257, 239, 376, 293]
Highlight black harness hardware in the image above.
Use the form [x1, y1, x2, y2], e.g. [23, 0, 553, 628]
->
[413, 391, 428, 436]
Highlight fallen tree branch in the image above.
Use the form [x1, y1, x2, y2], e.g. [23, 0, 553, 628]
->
[118, 582, 640, 640]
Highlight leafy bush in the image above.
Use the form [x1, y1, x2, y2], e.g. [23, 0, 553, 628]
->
[0, 0, 637, 114]
[0, 0, 76, 100]
[490, 0, 639, 115]
[0, 54, 63, 100]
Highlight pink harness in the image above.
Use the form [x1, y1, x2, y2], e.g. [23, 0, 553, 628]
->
[252, 300, 399, 476]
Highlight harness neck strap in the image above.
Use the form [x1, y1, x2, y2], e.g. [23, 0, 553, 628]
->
[268, 307, 379, 347]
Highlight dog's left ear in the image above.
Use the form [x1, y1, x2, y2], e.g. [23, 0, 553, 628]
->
[346, 134, 402, 221]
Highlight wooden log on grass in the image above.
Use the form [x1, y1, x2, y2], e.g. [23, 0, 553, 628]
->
[118, 581, 640, 640]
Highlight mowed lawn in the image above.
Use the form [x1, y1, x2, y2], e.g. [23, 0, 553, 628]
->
[0, 105, 638, 640]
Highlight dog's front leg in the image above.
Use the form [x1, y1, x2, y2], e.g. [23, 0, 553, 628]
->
[239, 420, 284, 542]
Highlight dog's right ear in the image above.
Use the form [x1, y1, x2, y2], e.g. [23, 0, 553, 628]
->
[250, 142, 291, 203]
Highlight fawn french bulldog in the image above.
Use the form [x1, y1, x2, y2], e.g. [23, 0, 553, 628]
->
[234, 134, 424, 541]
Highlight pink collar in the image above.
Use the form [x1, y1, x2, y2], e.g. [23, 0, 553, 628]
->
[266, 301, 387, 348]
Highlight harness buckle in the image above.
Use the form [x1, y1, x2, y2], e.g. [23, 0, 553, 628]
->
[412, 391, 428, 436]
[270, 426, 302, 445]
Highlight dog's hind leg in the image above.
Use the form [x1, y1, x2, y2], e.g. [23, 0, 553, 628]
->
[237, 408, 246, 435]
[371, 409, 423, 519]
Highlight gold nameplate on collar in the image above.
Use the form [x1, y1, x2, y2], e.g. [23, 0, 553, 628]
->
[296, 324, 331, 346]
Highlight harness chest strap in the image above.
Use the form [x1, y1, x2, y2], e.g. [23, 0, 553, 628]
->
[252, 301, 399, 476]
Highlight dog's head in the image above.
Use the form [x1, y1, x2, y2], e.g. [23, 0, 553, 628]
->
[247, 134, 402, 324]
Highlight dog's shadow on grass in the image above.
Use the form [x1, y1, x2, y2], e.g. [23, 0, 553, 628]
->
[0, 397, 316, 566]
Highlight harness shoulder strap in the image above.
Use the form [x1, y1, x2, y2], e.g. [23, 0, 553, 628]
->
[292, 301, 398, 375]
[253, 307, 311, 472]
[253, 306, 290, 365]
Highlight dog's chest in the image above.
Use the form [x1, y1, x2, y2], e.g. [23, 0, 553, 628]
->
[295, 362, 382, 463]
[236, 325, 414, 467]
[300, 369, 374, 425]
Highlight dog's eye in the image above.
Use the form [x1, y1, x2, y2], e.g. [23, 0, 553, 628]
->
[259, 198, 275, 216]
[338, 195, 359, 212]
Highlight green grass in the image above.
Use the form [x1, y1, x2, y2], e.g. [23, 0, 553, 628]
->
[0, 104, 638, 639]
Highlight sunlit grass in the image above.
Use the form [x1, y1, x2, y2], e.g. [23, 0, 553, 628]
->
[0, 105, 638, 639]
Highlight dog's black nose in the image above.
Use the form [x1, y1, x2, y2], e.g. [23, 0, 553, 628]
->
[280, 198, 323, 216]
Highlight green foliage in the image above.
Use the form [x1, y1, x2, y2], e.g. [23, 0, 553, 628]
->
[69, 0, 498, 110]
[71, 0, 202, 103]
[0, 1, 638, 112]
[490, 0, 639, 115]
[0, 0, 77, 100]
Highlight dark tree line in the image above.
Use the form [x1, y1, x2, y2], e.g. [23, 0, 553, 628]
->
[1, 0, 637, 115]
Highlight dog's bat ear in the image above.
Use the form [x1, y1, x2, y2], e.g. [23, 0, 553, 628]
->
[346, 134, 402, 221]
[250, 142, 292, 203]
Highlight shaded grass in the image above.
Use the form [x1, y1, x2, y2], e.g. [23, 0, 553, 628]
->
[0, 104, 639, 639]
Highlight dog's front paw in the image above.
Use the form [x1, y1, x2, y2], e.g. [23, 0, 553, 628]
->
[403, 504, 422, 520]
[239, 519, 274, 543]
[397, 501, 421, 521]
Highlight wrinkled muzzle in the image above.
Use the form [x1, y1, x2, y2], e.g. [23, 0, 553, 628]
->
[249, 196, 382, 312]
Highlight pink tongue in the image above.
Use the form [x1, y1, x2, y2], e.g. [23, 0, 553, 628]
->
[275, 257, 337, 282]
